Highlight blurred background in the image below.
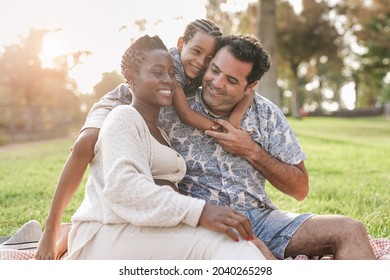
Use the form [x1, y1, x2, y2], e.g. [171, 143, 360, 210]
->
[0, 0, 389, 145]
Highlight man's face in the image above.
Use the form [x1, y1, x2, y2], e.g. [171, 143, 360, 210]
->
[201, 46, 256, 117]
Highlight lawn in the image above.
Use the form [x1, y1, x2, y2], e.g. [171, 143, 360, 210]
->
[0, 116, 389, 238]
[267, 116, 390, 238]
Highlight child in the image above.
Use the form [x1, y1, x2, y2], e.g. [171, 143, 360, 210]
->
[170, 19, 255, 130]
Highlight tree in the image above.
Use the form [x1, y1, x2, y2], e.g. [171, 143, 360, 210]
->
[92, 71, 124, 102]
[257, 0, 280, 107]
[277, 0, 343, 117]
[206, 0, 280, 106]
[0, 29, 46, 105]
[0, 28, 90, 137]
[340, 0, 390, 107]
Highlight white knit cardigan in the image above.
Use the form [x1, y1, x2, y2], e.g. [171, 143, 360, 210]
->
[69, 106, 205, 254]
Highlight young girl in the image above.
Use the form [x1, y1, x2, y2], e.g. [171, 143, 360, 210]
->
[170, 19, 254, 130]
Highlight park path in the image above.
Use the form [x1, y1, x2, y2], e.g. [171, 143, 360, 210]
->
[0, 136, 74, 153]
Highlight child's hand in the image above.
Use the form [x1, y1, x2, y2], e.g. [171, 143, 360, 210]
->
[211, 123, 223, 132]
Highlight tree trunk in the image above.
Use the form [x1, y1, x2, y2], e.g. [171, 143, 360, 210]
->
[257, 0, 280, 107]
[291, 69, 300, 118]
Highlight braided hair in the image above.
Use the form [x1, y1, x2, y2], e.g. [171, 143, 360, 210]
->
[121, 35, 168, 80]
[182, 19, 222, 44]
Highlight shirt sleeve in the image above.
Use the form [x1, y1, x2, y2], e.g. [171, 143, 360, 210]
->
[80, 98, 120, 132]
[80, 84, 132, 132]
[98, 106, 206, 227]
[169, 47, 186, 89]
[268, 108, 307, 165]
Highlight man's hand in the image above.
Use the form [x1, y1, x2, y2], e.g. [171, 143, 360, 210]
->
[198, 204, 254, 242]
[205, 119, 256, 157]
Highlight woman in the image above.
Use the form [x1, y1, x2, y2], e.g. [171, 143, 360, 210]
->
[44, 35, 265, 260]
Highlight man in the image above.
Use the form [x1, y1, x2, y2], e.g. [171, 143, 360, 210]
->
[159, 34, 375, 260]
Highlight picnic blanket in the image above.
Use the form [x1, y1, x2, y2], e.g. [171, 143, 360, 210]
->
[1, 220, 390, 260]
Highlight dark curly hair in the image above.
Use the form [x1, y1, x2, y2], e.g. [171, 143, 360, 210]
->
[182, 19, 222, 44]
[121, 35, 168, 79]
[215, 34, 271, 85]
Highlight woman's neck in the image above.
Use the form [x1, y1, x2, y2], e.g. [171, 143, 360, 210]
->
[130, 101, 167, 145]
[131, 101, 159, 126]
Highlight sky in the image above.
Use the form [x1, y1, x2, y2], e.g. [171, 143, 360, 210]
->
[0, 0, 302, 94]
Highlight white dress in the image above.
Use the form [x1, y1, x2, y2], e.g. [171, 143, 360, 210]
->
[67, 105, 264, 260]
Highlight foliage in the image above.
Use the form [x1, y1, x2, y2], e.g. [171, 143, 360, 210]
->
[0, 29, 89, 106]
[92, 71, 124, 102]
[339, 0, 390, 107]
[205, 0, 389, 114]
[0, 28, 91, 139]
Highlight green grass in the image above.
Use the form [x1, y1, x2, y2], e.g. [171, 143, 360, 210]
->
[0, 116, 389, 239]
[0, 138, 87, 236]
[267, 116, 390, 238]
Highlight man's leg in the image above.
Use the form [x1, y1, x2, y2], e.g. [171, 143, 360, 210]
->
[285, 215, 375, 259]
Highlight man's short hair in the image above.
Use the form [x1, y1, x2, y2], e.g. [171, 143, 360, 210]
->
[215, 35, 271, 85]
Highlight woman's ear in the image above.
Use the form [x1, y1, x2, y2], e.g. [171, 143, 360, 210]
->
[124, 69, 136, 85]
[176, 37, 184, 51]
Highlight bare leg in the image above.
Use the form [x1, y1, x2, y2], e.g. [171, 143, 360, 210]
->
[251, 237, 277, 260]
[56, 223, 72, 259]
[285, 215, 375, 260]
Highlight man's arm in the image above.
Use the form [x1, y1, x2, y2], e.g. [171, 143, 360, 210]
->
[205, 119, 309, 201]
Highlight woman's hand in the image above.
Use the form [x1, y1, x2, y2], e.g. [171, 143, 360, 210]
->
[35, 229, 58, 260]
[35, 223, 71, 260]
[198, 204, 254, 242]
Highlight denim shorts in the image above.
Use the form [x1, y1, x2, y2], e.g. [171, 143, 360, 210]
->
[242, 208, 314, 259]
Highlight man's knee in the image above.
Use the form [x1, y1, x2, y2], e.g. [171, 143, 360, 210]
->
[334, 216, 369, 241]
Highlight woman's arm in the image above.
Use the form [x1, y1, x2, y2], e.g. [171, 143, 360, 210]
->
[35, 128, 99, 260]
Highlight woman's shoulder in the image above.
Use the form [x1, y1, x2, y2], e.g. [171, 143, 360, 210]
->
[110, 105, 139, 118]
[105, 105, 145, 128]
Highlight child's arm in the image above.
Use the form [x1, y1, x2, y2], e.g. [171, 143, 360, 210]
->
[228, 89, 255, 128]
[172, 86, 220, 131]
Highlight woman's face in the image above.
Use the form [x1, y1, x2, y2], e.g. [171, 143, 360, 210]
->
[133, 49, 176, 108]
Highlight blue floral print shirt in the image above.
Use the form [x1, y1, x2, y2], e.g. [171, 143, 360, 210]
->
[159, 90, 306, 211]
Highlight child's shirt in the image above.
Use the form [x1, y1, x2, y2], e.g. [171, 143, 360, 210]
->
[81, 83, 131, 132]
[169, 47, 202, 96]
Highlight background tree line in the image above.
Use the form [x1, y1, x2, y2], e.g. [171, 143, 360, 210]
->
[0, 0, 388, 144]
[207, 0, 389, 117]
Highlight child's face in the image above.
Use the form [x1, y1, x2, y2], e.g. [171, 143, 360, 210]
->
[178, 32, 217, 80]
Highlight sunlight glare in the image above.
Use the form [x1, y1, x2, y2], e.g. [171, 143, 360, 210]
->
[340, 82, 356, 110]
[40, 39, 61, 69]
